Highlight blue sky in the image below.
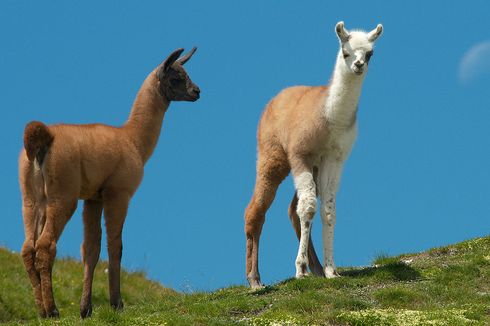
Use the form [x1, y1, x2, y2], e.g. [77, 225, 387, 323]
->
[1, 1, 489, 292]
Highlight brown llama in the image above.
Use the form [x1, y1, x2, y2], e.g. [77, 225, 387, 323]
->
[19, 47, 200, 318]
[244, 22, 383, 289]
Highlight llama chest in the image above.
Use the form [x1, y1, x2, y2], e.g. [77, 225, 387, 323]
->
[318, 123, 358, 163]
[320, 96, 359, 162]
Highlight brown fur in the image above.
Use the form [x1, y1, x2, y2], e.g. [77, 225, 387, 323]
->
[244, 85, 329, 288]
[19, 48, 199, 318]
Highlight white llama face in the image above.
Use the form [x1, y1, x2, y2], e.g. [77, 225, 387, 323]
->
[335, 22, 383, 75]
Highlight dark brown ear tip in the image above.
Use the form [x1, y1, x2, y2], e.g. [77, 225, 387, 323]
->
[176, 46, 198, 65]
[167, 48, 185, 59]
[173, 48, 185, 55]
[335, 21, 345, 31]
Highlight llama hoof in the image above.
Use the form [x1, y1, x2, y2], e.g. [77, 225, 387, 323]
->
[46, 307, 60, 318]
[324, 267, 340, 279]
[295, 262, 308, 278]
[250, 282, 265, 291]
[111, 299, 124, 311]
[247, 272, 264, 290]
[248, 277, 265, 290]
[80, 304, 93, 319]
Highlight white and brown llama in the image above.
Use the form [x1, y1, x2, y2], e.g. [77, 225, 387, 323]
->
[19, 47, 200, 318]
[244, 22, 383, 289]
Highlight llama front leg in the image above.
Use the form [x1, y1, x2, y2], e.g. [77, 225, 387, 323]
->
[318, 160, 342, 278]
[103, 191, 130, 310]
[288, 193, 324, 276]
[321, 196, 338, 278]
[291, 161, 317, 278]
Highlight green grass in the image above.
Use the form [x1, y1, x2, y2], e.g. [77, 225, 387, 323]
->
[1, 236, 490, 325]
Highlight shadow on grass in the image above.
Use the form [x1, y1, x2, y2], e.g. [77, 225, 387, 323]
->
[249, 285, 279, 296]
[340, 262, 421, 281]
[247, 262, 422, 296]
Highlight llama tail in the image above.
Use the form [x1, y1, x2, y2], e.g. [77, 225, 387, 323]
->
[23, 121, 54, 164]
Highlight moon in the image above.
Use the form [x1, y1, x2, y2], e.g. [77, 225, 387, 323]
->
[459, 41, 490, 84]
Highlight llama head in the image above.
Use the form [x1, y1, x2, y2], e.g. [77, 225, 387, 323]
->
[335, 22, 383, 76]
[156, 47, 200, 102]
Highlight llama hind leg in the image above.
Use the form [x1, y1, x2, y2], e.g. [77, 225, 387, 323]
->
[19, 157, 47, 317]
[244, 177, 280, 289]
[21, 201, 46, 317]
[36, 199, 77, 318]
[80, 200, 103, 319]
[245, 155, 289, 289]
[288, 193, 324, 276]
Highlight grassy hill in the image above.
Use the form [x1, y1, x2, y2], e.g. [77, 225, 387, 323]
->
[1, 236, 490, 325]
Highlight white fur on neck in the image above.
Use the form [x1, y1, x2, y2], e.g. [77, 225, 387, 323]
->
[324, 51, 366, 129]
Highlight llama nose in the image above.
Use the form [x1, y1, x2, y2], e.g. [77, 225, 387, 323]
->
[354, 60, 364, 68]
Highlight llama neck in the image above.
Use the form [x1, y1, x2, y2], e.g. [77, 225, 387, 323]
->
[124, 71, 169, 163]
[324, 52, 366, 129]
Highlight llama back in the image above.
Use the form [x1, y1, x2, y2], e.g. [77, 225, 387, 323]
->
[257, 85, 328, 152]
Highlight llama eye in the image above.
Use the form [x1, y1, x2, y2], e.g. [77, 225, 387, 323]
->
[342, 49, 350, 58]
[365, 50, 374, 62]
[170, 78, 183, 86]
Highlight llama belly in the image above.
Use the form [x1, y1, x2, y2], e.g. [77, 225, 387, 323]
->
[79, 180, 104, 200]
[79, 161, 111, 200]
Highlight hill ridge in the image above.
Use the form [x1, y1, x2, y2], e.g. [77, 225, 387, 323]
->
[1, 236, 490, 325]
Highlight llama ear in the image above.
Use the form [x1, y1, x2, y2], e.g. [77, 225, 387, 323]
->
[335, 21, 350, 43]
[177, 47, 197, 65]
[368, 24, 383, 42]
[158, 48, 184, 77]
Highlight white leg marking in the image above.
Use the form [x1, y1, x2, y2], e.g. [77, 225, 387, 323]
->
[318, 160, 343, 278]
[293, 172, 317, 278]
